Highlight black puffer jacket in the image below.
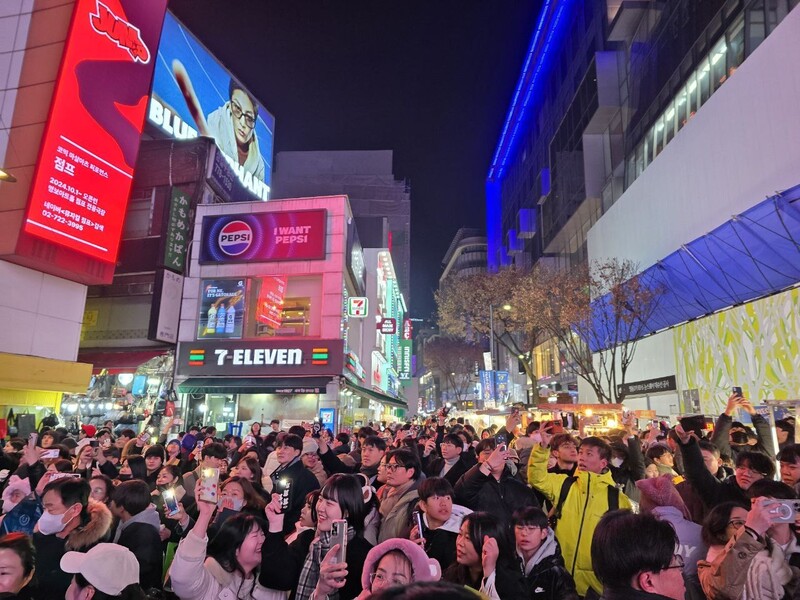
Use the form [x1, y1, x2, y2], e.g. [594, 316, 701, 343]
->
[454, 464, 539, 521]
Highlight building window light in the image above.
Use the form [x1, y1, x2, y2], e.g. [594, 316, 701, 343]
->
[688, 80, 698, 93]
[711, 51, 726, 65]
[665, 108, 675, 121]
[700, 62, 710, 74]
[655, 121, 664, 132]
[676, 95, 686, 106]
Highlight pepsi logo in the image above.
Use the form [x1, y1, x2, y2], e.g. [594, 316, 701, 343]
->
[218, 220, 253, 256]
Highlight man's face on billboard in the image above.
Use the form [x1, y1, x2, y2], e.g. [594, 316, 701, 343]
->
[230, 88, 256, 146]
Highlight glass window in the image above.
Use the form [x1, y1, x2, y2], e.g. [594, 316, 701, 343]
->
[654, 116, 665, 157]
[635, 142, 645, 178]
[697, 58, 711, 107]
[686, 73, 699, 119]
[747, 2, 766, 54]
[664, 102, 676, 145]
[727, 16, 745, 75]
[675, 85, 688, 131]
[710, 38, 727, 91]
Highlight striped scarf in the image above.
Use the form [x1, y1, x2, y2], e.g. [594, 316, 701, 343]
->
[295, 526, 355, 600]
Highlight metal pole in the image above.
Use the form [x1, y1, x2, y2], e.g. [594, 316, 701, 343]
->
[489, 303, 495, 369]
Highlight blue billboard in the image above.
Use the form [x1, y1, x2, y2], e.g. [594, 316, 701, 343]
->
[147, 12, 274, 200]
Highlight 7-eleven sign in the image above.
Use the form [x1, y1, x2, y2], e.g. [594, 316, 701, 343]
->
[347, 297, 368, 318]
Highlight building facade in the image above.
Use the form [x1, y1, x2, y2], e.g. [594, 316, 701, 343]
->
[487, 0, 800, 414]
[272, 150, 412, 301]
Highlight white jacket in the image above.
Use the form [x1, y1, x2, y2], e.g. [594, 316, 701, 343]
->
[169, 530, 287, 600]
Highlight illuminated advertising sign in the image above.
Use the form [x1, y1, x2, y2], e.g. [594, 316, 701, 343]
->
[200, 210, 327, 263]
[256, 276, 288, 330]
[176, 339, 345, 376]
[22, 0, 168, 263]
[197, 279, 245, 339]
[398, 340, 413, 380]
[148, 12, 274, 200]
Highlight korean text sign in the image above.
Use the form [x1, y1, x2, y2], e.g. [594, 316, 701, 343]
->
[200, 210, 327, 264]
[22, 0, 168, 263]
[148, 12, 274, 200]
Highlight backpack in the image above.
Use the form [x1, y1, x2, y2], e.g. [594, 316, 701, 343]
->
[548, 475, 619, 528]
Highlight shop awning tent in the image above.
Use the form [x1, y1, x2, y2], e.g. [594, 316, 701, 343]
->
[343, 381, 407, 409]
[591, 184, 800, 351]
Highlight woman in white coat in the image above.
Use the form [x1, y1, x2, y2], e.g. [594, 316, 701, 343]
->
[169, 482, 287, 600]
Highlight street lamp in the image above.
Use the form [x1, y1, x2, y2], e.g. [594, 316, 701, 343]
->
[488, 303, 512, 369]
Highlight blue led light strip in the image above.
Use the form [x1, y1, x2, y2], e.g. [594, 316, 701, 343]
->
[487, 0, 554, 181]
[487, 0, 572, 181]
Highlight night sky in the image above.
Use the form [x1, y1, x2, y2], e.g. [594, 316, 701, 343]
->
[169, 0, 542, 319]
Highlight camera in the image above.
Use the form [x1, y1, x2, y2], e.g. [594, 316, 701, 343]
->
[764, 499, 800, 523]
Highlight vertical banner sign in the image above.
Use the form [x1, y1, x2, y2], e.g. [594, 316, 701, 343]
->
[398, 340, 412, 380]
[479, 370, 496, 409]
[197, 279, 246, 339]
[163, 186, 191, 273]
[256, 276, 288, 330]
[22, 0, 168, 263]
[495, 371, 510, 402]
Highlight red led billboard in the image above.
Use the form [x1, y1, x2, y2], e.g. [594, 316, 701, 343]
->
[21, 0, 168, 263]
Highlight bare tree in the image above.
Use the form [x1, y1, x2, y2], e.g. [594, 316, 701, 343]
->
[422, 335, 483, 406]
[514, 259, 663, 404]
[436, 269, 540, 384]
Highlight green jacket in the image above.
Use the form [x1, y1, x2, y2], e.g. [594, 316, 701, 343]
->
[527, 444, 631, 596]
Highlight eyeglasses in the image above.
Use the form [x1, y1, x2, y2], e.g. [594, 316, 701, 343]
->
[663, 554, 684, 571]
[369, 571, 409, 586]
[727, 518, 746, 528]
[514, 525, 542, 533]
[735, 465, 768, 477]
[230, 99, 256, 128]
[384, 464, 408, 473]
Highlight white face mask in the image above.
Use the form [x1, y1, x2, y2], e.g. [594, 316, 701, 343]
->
[610, 457, 624, 468]
[37, 509, 71, 535]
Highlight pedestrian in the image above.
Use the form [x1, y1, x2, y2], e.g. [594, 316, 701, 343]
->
[442, 511, 525, 598]
[354, 538, 441, 598]
[61, 543, 145, 600]
[376, 449, 423, 543]
[0, 533, 35, 599]
[267, 435, 321, 535]
[168, 483, 282, 600]
[527, 424, 632, 597]
[591, 510, 686, 600]
[511, 506, 578, 600]
[32, 478, 113, 599]
[261, 473, 372, 600]
[109, 480, 163, 591]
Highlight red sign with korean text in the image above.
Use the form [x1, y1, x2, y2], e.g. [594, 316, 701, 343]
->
[21, 0, 167, 263]
[256, 276, 288, 329]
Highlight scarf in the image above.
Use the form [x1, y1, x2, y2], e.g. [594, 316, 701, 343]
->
[295, 527, 355, 600]
[379, 480, 415, 519]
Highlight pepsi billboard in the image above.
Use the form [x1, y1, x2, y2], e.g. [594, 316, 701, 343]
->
[200, 210, 327, 264]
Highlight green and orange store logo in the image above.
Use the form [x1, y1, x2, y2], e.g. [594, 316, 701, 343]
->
[188, 349, 205, 366]
[312, 347, 329, 366]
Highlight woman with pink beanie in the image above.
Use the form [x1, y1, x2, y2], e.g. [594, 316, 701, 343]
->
[355, 537, 441, 599]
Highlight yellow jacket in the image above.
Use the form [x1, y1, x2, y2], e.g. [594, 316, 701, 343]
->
[527, 444, 632, 596]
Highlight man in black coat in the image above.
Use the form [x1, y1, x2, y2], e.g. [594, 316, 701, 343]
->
[454, 438, 539, 522]
[318, 434, 387, 490]
[421, 432, 471, 488]
[110, 480, 163, 591]
[268, 434, 321, 534]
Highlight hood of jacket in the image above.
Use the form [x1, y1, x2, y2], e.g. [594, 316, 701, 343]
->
[65, 500, 112, 551]
[115, 504, 161, 541]
[519, 527, 559, 576]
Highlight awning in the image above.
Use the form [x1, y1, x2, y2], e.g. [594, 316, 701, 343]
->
[344, 381, 407, 409]
[590, 183, 800, 350]
[77, 348, 172, 375]
[0, 352, 92, 393]
[177, 377, 333, 395]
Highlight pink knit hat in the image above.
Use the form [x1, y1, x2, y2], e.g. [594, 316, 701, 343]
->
[360, 538, 441, 590]
[636, 474, 691, 520]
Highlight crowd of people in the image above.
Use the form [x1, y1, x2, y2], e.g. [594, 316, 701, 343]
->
[0, 392, 797, 599]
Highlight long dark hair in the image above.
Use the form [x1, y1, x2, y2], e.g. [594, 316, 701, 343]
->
[320, 474, 367, 533]
[208, 513, 266, 575]
[220, 476, 266, 511]
[124, 455, 147, 481]
[445, 512, 512, 587]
